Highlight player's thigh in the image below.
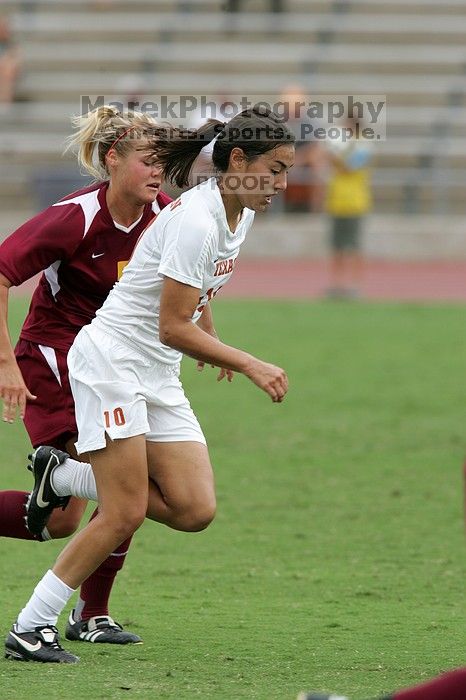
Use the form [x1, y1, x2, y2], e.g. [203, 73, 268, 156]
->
[146, 440, 215, 513]
[89, 434, 149, 524]
[144, 372, 214, 511]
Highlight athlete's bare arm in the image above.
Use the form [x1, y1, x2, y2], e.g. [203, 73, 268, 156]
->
[196, 302, 233, 383]
[0, 272, 36, 422]
[160, 277, 288, 402]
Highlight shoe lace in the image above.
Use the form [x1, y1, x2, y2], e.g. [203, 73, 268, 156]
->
[37, 625, 64, 649]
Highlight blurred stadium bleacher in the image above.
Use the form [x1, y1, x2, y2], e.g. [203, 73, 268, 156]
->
[1, 0, 466, 249]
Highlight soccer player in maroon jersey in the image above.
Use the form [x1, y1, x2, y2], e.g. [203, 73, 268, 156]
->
[0, 104, 171, 645]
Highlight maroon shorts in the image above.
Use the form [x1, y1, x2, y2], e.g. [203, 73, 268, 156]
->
[15, 339, 77, 450]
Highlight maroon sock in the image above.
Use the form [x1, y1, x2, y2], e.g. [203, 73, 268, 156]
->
[79, 508, 133, 620]
[0, 490, 38, 540]
[393, 668, 466, 700]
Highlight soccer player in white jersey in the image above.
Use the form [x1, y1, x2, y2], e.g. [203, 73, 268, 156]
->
[5, 106, 295, 663]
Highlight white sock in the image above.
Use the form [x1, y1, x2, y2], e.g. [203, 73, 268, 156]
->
[51, 457, 97, 502]
[73, 596, 86, 622]
[16, 569, 76, 632]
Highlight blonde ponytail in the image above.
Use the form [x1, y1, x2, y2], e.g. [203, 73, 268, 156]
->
[65, 105, 157, 181]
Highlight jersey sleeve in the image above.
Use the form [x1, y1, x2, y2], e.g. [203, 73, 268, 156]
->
[156, 191, 173, 209]
[158, 207, 216, 289]
[0, 203, 85, 286]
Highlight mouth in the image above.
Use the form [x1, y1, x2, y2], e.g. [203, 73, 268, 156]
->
[147, 183, 161, 192]
[261, 194, 275, 207]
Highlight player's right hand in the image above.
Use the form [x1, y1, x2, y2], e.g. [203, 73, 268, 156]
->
[0, 360, 36, 423]
[244, 359, 288, 403]
[197, 361, 234, 383]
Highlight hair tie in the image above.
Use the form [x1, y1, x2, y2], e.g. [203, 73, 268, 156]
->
[108, 125, 137, 152]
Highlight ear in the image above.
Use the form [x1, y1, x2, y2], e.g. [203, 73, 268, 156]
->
[105, 148, 119, 170]
[229, 147, 247, 172]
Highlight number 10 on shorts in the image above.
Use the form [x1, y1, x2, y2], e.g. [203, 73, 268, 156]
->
[104, 407, 126, 428]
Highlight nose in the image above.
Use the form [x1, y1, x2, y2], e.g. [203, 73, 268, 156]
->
[151, 161, 163, 178]
[274, 171, 287, 192]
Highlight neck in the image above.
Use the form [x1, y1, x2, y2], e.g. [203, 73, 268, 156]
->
[219, 184, 243, 232]
[106, 184, 146, 227]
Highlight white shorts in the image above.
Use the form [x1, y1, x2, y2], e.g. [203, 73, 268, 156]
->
[68, 325, 206, 455]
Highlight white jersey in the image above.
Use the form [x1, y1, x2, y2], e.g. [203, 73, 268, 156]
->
[93, 178, 255, 365]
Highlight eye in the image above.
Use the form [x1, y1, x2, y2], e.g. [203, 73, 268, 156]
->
[271, 169, 280, 175]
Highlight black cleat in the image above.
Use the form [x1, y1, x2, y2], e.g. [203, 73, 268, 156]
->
[25, 446, 70, 537]
[65, 609, 142, 645]
[5, 625, 79, 663]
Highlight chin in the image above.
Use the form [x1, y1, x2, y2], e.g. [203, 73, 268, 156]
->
[255, 201, 270, 213]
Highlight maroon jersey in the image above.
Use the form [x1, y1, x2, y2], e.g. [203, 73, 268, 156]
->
[0, 182, 172, 352]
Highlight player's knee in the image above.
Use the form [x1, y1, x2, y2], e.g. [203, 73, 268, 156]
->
[124, 502, 147, 531]
[118, 510, 146, 537]
[191, 506, 216, 532]
[102, 505, 146, 540]
[180, 497, 216, 532]
[105, 518, 140, 543]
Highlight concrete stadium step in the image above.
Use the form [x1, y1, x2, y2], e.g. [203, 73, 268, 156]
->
[4, 122, 461, 141]
[2, 181, 465, 218]
[2, 129, 464, 165]
[19, 41, 466, 75]
[2, 0, 225, 12]
[0, 162, 88, 217]
[16, 70, 466, 105]
[343, 0, 466, 14]
[5, 0, 466, 13]
[8, 0, 327, 12]
[3, 103, 465, 135]
[12, 12, 466, 41]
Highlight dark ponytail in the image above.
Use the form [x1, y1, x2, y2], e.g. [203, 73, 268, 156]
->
[151, 119, 224, 189]
[152, 105, 295, 188]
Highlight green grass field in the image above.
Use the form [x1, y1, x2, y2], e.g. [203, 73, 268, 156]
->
[0, 297, 465, 700]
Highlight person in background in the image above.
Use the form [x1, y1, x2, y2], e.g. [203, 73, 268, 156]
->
[279, 84, 327, 214]
[0, 15, 21, 104]
[0, 105, 171, 646]
[324, 117, 373, 300]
